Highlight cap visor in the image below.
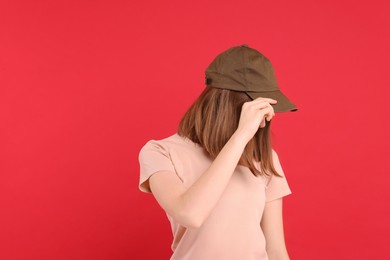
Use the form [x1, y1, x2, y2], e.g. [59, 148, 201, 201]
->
[246, 90, 298, 112]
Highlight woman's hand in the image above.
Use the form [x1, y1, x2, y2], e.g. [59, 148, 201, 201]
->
[234, 97, 277, 143]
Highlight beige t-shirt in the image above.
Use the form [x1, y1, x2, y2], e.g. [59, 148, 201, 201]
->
[138, 133, 292, 260]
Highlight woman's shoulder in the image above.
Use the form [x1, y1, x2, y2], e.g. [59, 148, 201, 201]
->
[140, 133, 201, 154]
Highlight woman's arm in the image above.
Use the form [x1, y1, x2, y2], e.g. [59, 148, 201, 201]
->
[260, 198, 290, 260]
[149, 132, 247, 228]
[148, 98, 277, 228]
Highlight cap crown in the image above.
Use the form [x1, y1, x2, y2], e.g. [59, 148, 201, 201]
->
[205, 45, 279, 93]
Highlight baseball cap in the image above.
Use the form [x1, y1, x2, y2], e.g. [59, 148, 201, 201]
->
[205, 44, 298, 112]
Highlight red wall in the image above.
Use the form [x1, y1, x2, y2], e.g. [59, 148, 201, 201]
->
[1, 0, 389, 259]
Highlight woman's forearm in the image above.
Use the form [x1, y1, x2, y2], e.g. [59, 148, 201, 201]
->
[176, 131, 248, 227]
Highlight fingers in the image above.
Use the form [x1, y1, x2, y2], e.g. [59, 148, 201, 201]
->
[259, 108, 273, 128]
[242, 102, 274, 127]
[253, 97, 278, 104]
[247, 98, 277, 115]
[246, 99, 275, 109]
[237, 97, 277, 140]
[259, 106, 274, 121]
[258, 103, 275, 122]
[249, 100, 275, 118]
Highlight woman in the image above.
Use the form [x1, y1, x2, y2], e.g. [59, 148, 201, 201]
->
[138, 44, 298, 260]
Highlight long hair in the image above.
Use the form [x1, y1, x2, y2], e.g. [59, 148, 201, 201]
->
[178, 86, 281, 177]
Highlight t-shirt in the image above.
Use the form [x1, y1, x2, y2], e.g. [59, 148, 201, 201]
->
[138, 133, 292, 260]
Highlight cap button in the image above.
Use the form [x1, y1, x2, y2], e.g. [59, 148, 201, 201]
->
[241, 44, 249, 47]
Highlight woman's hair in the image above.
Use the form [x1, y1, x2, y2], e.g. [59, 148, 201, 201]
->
[178, 86, 281, 177]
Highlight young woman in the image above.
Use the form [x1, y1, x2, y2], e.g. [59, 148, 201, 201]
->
[138, 44, 298, 260]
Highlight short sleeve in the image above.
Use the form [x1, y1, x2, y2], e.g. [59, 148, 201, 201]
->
[138, 140, 176, 193]
[265, 149, 292, 203]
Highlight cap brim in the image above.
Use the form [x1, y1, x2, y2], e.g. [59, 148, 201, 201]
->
[246, 90, 298, 112]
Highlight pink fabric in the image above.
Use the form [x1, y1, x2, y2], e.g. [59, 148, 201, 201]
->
[139, 133, 292, 260]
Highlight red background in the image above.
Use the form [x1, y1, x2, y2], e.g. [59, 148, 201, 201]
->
[1, 0, 389, 259]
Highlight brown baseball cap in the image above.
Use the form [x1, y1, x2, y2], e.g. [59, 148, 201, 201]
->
[205, 44, 298, 112]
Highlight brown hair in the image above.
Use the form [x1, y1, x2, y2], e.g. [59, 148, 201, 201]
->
[178, 86, 281, 177]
